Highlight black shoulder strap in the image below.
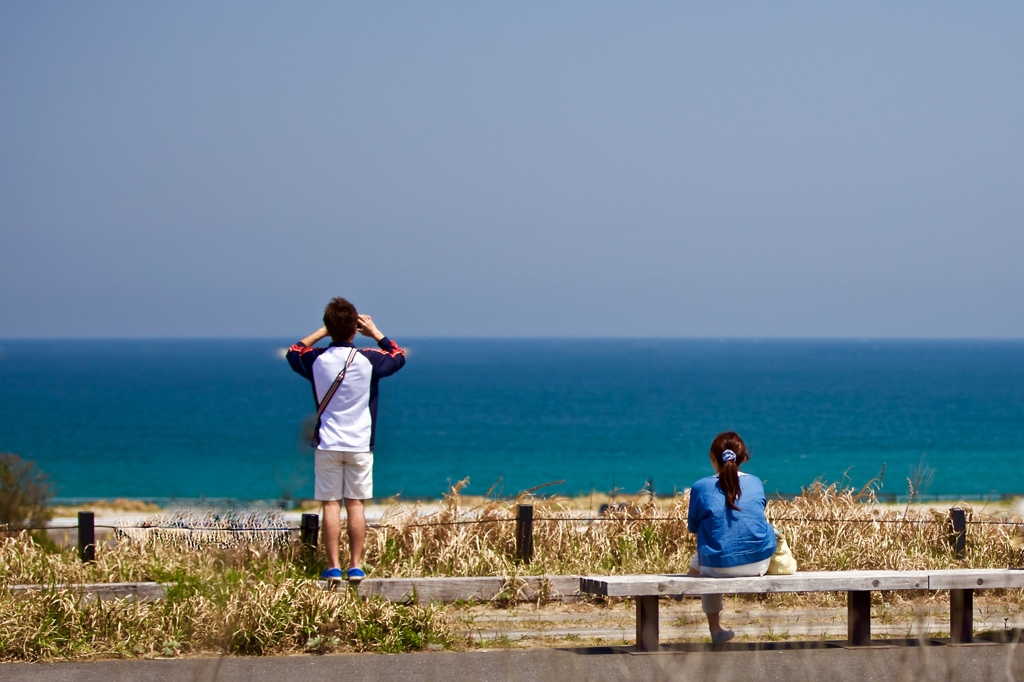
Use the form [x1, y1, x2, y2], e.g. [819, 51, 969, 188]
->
[311, 347, 358, 446]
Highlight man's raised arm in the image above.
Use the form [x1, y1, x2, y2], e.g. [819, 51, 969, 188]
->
[297, 326, 329, 348]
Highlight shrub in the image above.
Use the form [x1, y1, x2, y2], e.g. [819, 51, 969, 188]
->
[0, 453, 52, 534]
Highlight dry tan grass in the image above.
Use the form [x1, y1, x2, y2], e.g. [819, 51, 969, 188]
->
[3, 482, 1023, 661]
[0, 538, 455, 661]
[0, 579, 454, 661]
[5, 483, 1021, 586]
[362, 481, 1024, 578]
[771, 482, 1021, 571]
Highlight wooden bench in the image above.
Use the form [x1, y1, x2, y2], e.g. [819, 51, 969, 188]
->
[580, 569, 1024, 651]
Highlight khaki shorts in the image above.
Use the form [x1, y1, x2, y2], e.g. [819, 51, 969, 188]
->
[689, 554, 772, 613]
[314, 449, 373, 501]
[689, 554, 772, 578]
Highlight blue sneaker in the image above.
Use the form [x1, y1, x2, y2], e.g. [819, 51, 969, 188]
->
[345, 567, 366, 583]
[320, 567, 344, 583]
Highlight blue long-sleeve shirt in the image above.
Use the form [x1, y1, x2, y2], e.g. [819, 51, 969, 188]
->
[688, 472, 776, 568]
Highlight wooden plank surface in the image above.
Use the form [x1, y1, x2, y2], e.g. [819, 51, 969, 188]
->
[8, 582, 169, 601]
[356, 575, 582, 603]
[9, 576, 581, 605]
[13, 569, 1023, 608]
[523, 575, 582, 602]
[358, 577, 504, 602]
[581, 568, 1024, 598]
[928, 568, 1024, 590]
[580, 570, 932, 597]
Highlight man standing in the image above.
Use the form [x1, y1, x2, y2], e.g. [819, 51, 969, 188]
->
[287, 297, 406, 585]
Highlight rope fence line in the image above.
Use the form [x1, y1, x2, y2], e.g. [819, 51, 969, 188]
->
[97, 525, 299, 532]
[11, 520, 1019, 530]
[378, 518, 512, 528]
[5, 517, 1024, 533]
[5, 504, 1022, 565]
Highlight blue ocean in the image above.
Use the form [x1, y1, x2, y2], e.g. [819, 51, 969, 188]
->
[1, 339, 1022, 502]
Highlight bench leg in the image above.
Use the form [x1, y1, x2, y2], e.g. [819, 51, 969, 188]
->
[950, 589, 973, 644]
[848, 590, 871, 645]
[636, 595, 660, 652]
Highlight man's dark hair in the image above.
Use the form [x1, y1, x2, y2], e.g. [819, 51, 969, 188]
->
[323, 297, 358, 341]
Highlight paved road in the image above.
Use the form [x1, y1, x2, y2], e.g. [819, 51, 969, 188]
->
[2, 642, 1022, 682]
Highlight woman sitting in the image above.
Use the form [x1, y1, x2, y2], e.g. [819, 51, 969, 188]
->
[687, 431, 776, 644]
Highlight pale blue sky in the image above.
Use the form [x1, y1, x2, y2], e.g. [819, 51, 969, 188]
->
[2, 2, 1022, 338]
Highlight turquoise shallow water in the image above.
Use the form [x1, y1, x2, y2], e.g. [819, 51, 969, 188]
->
[1, 338, 1022, 501]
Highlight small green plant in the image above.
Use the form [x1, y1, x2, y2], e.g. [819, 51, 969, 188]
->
[162, 568, 205, 605]
[160, 639, 181, 657]
[492, 589, 514, 606]
[305, 635, 341, 654]
[477, 634, 513, 649]
[763, 622, 786, 641]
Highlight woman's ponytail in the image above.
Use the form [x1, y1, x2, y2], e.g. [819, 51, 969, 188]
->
[718, 457, 742, 511]
[710, 432, 750, 512]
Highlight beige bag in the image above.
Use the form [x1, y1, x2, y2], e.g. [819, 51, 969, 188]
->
[767, 531, 797, 575]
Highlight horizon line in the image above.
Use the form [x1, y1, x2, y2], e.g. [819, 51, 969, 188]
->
[3, 334, 1024, 343]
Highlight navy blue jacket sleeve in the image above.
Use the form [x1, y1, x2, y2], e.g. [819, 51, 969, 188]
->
[361, 337, 406, 378]
[286, 342, 319, 380]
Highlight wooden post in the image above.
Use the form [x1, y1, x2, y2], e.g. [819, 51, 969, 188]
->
[950, 589, 974, 644]
[516, 504, 534, 564]
[300, 513, 319, 549]
[78, 511, 95, 563]
[847, 590, 871, 645]
[950, 507, 967, 560]
[636, 595, 660, 652]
